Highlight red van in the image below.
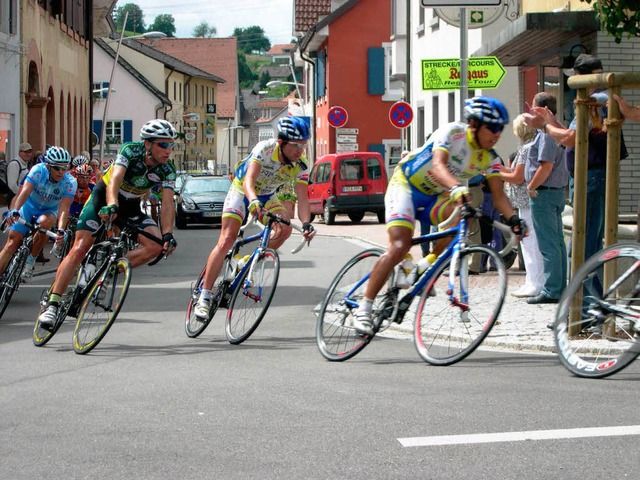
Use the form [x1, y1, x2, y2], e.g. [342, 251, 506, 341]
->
[307, 152, 388, 225]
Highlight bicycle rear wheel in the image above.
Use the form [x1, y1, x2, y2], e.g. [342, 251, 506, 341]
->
[316, 248, 392, 362]
[0, 247, 28, 319]
[185, 266, 226, 338]
[414, 245, 506, 365]
[73, 258, 132, 354]
[554, 243, 640, 378]
[225, 249, 280, 344]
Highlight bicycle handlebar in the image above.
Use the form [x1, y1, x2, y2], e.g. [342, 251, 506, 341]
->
[243, 211, 312, 254]
[438, 205, 517, 258]
[15, 217, 59, 240]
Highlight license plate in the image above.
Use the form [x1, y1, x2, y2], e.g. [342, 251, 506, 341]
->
[203, 211, 222, 218]
[342, 186, 363, 192]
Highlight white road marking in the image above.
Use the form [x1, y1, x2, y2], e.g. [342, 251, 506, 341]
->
[398, 425, 640, 447]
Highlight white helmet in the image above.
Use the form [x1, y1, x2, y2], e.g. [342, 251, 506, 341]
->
[140, 119, 176, 140]
[45, 146, 72, 166]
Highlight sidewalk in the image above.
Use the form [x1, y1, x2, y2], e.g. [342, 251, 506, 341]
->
[315, 214, 558, 354]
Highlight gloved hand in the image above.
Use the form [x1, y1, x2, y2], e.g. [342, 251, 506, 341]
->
[507, 214, 527, 237]
[302, 221, 316, 242]
[162, 232, 177, 255]
[449, 184, 470, 204]
[98, 204, 118, 221]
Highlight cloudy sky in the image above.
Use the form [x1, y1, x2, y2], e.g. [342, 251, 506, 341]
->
[117, 0, 295, 44]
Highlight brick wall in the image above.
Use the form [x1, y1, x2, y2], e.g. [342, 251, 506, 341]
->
[596, 31, 640, 215]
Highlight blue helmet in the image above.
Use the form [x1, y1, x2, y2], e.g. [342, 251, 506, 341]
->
[45, 146, 72, 166]
[464, 96, 509, 125]
[277, 116, 310, 141]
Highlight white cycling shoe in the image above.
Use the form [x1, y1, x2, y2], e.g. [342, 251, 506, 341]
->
[193, 300, 210, 321]
[352, 311, 374, 336]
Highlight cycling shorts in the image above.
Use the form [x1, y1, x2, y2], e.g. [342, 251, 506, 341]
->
[11, 203, 57, 237]
[385, 167, 456, 231]
[222, 189, 285, 224]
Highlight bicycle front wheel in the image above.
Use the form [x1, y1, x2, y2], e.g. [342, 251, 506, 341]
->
[225, 249, 280, 345]
[554, 243, 640, 378]
[316, 248, 392, 362]
[0, 247, 28, 319]
[73, 258, 132, 354]
[185, 266, 225, 338]
[414, 245, 507, 365]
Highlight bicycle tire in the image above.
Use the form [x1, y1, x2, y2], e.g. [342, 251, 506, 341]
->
[185, 266, 226, 338]
[316, 248, 392, 362]
[0, 247, 28, 319]
[225, 249, 280, 345]
[414, 245, 506, 366]
[554, 243, 640, 379]
[73, 258, 132, 354]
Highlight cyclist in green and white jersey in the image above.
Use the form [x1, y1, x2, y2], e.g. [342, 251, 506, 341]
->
[38, 119, 179, 328]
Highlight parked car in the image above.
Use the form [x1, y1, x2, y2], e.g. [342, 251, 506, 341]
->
[307, 152, 388, 225]
[174, 172, 190, 192]
[174, 175, 231, 228]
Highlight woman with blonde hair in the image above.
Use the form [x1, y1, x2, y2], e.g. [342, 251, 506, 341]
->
[500, 113, 544, 297]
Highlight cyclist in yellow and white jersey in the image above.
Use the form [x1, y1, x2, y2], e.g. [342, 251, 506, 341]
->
[353, 96, 527, 335]
[193, 116, 316, 319]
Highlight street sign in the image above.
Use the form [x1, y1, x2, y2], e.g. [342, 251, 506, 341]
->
[421, 56, 505, 90]
[206, 103, 216, 114]
[434, 6, 504, 29]
[337, 134, 357, 143]
[183, 112, 200, 121]
[327, 106, 348, 128]
[336, 143, 359, 152]
[185, 132, 196, 141]
[389, 101, 413, 129]
[421, 0, 501, 6]
[336, 128, 359, 135]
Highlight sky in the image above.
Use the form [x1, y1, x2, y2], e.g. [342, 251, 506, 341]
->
[116, 0, 296, 45]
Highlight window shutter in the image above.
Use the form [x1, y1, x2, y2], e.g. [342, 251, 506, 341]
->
[93, 120, 103, 143]
[367, 48, 385, 95]
[367, 143, 386, 160]
[102, 82, 109, 99]
[316, 50, 326, 100]
[123, 120, 133, 143]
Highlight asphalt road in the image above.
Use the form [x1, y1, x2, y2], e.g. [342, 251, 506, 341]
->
[1, 222, 639, 479]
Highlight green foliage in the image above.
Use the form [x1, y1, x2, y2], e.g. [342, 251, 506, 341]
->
[580, 0, 640, 43]
[238, 53, 257, 88]
[193, 21, 217, 38]
[113, 4, 146, 34]
[148, 14, 176, 37]
[259, 71, 271, 90]
[233, 26, 271, 54]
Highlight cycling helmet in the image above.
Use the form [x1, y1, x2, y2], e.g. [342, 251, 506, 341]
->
[140, 119, 176, 140]
[45, 146, 72, 166]
[72, 154, 89, 167]
[277, 116, 310, 141]
[464, 96, 509, 125]
[75, 164, 93, 176]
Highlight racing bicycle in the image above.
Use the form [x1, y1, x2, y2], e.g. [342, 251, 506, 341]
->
[33, 216, 165, 354]
[316, 205, 516, 365]
[553, 242, 640, 378]
[0, 217, 57, 319]
[185, 212, 310, 344]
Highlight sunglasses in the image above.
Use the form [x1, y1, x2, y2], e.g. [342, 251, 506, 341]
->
[484, 123, 504, 134]
[77, 175, 91, 179]
[50, 165, 68, 172]
[287, 141, 307, 150]
[154, 141, 175, 149]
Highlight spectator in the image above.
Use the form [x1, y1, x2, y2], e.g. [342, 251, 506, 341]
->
[7, 142, 33, 207]
[524, 92, 569, 305]
[500, 114, 544, 297]
[613, 93, 640, 121]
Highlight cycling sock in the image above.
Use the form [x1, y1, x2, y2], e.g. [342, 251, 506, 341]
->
[48, 293, 62, 307]
[358, 297, 374, 313]
[199, 289, 212, 302]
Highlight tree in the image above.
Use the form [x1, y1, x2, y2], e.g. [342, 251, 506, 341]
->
[193, 21, 217, 38]
[113, 4, 146, 34]
[233, 26, 271, 54]
[148, 14, 176, 37]
[238, 53, 257, 88]
[580, 0, 639, 44]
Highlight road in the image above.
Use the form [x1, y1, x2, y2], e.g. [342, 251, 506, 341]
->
[1, 222, 639, 479]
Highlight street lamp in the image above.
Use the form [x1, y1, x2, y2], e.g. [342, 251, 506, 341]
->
[98, 10, 167, 164]
[222, 124, 245, 174]
[265, 80, 306, 115]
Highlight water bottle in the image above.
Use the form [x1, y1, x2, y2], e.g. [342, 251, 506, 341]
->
[396, 254, 415, 289]
[417, 253, 437, 275]
[224, 256, 240, 280]
[78, 262, 96, 288]
[237, 254, 251, 271]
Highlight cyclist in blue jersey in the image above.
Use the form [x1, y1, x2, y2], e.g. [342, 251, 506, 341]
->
[192, 116, 316, 319]
[0, 146, 76, 282]
[352, 96, 527, 335]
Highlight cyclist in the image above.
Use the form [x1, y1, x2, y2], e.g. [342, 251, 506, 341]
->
[69, 164, 95, 218]
[0, 146, 76, 283]
[38, 119, 179, 328]
[71, 154, 89, 172]
[352, 96, 526, 336]
[192, 116, 316, 319]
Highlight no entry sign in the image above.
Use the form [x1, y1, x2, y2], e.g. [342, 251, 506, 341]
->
[389, 101, 413, 129]
[328, 106, 348, 128]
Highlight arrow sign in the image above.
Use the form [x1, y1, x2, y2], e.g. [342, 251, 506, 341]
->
[389, 101, 413, 129]
[327, 106, 348, 128]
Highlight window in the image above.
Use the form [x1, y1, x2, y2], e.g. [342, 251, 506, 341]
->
[448, 92, 455, 122]
[105, 121, 123, 144]
[0, 0, 17, 35]
[432, 95, 439, 132]
[417, 106, 425, 145]
[367, 157, 383, 180]
[383, 43, 402, 102]
[340, 159, 363, 181]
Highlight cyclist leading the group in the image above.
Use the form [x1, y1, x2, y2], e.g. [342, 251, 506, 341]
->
[193, 116, 316, 319]
[0, 146, 76, 283]
[38, 119, 179, 328]
[352, 96, 526, 336]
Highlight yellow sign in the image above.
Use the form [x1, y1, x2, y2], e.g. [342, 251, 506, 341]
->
[421, 56, 505, 90]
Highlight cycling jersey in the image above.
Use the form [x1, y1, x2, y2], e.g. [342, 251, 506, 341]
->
[70, 183, 94, 217]
[101, 142, 176, 199]
[399, 122, 501, 195]
[23, 163, 77, 211]
[232, 139, 309, 196]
